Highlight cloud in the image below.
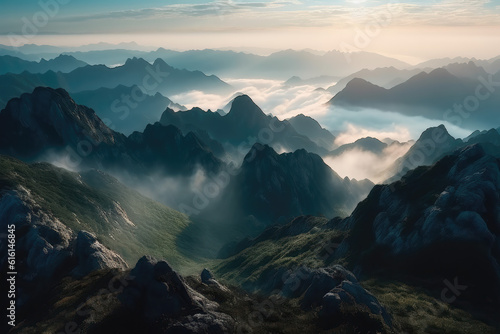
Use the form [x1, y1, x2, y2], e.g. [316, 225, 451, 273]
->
[169, 77, 333, 120]
[333, 124, 412, 146]
[324, 141, 412, 183]
[8, 0, 496, 36]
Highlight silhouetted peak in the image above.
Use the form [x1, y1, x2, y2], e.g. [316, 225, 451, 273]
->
[417, 124, 454, 142]
[227, 95, 266, 119]
[243, 143, 278, 164]
[124, 57, 150, 67]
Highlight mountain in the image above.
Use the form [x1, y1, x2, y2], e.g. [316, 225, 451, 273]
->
[228, 144, 373, 222]
[160, 95, 327, 157]
[0, 54, 88, 75]
[413, 56, 500, 73]
[327, 66, 424, 95]
[178, 143, 374, 258]
[443, 61, 489, 80]
[330, 67, 500, 130]
[286, 114, 337, 151]
[215, 144, 500, 333]
[328, 137, 388, 157]
[0, 57, 232, 109]
[35, 48, 410, 79]
[339, 144, 500, 306]
[0, 155, 193, 269]
[388, 125, 462, 181]
[72, 85, 186, 136]
[0, 87, 224, 191]
[389, 125, 500, 182]
[283, 75, 339, 87]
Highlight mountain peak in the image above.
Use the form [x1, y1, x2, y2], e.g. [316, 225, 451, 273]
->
[243, 143, 278, 164]
[124, 57, 150, 67]
[227, 95, 267, 120]
[418, 124, 451, 140]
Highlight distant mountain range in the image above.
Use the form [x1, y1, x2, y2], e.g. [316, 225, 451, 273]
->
[0, 57, 231, 109]
[72, 85, 186, 136]
[0, 46, 411, 79]
[0, 54, 88, 75]
[329, 65, 500, 131]
[327, 67, 425, 95]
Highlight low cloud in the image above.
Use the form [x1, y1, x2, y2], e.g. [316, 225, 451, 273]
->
[170, 77, 333, 119]
[324, 142, 412, 183]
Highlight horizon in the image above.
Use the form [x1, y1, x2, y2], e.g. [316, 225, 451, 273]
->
[1, 0, 500, 64]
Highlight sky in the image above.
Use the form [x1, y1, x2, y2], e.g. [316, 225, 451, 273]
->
[1, 0, 500, 62]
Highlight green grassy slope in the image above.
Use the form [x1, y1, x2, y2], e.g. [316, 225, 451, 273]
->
[0, 155, 194, 270]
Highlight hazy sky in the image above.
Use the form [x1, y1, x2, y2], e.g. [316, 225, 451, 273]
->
[1, 0, 500, 62]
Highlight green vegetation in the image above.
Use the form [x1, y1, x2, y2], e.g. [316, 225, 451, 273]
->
[0, 155, 194, 270]
[363, 279, 497, 334]
[215, 217, 347, 287]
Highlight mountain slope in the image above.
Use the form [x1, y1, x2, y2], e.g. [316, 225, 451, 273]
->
[215, 144, 500, 332]
[0, 155, 193, 268]
[389, 124, 500, 182]
[177, 144, 373, 258]
[327, 66, 424, 95]
[287, 114, 337, 151]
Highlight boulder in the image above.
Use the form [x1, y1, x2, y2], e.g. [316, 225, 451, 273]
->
[71, 231, 128, 278]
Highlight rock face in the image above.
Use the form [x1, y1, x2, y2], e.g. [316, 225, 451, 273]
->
[71, 231, 128, 278]
[0, 187, 128, 307]
[120, 256, 233, 333]
[341, 144, 500, 302]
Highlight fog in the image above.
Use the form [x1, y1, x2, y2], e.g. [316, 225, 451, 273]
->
[324, 142, 413, 184]
[166, 79, 478, 184]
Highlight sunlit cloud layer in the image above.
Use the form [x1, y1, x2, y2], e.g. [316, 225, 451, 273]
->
[1, 0, 500, 35]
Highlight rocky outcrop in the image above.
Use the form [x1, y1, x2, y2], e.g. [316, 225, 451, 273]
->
[0, 186, 129, 307]
[340, 144, 500, 302]
[71, 231, 128, 278]
[269, 265, 391, 329]
[120, 256, 233, 332]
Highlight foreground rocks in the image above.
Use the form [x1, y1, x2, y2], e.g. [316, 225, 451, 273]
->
[0, 187, 128, 308]
[269, 265, 391, 330]
[120, 256, 234, 333]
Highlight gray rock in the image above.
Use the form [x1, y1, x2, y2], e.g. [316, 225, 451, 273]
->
[71, 231, 128, 278]
[120, 256, 199, 320]
[201, 268, 214, 284]
[321, 280, 392, 327]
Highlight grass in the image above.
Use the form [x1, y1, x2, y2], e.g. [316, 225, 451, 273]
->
[0, 155, 196, 271]
[214, 217, 347, 288]
[363, 279, 498, 334]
